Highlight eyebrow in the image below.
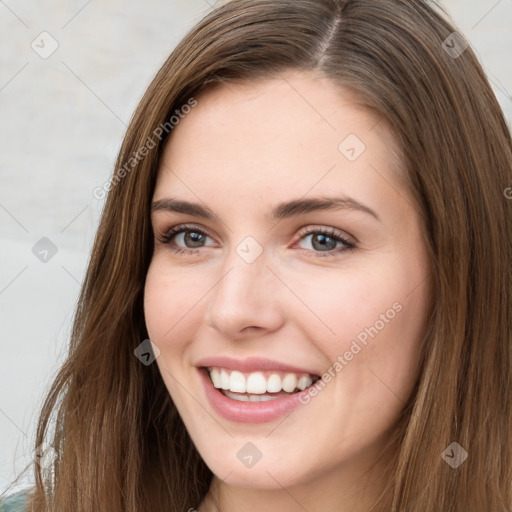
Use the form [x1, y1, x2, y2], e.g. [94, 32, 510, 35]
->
[151, 196, 381, 222]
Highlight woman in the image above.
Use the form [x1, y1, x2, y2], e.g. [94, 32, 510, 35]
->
[2, 0, 511, 510]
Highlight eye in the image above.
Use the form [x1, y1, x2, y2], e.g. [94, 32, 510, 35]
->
[294, 227, 356, 258]
[155, 224, 216, 256]
[155, 224, 356, 258]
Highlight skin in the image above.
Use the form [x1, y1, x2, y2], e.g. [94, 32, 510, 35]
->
[143, 70, 433, 512]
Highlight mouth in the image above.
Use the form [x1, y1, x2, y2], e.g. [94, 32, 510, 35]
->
[194, 355, 325, 423]
[202, 366, 322, 402]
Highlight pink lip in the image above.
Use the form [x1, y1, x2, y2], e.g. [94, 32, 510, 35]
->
[198, 367, 315, 423]
[195, 356, 320, 375]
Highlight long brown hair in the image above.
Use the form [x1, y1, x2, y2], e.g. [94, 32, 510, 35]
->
[3, 0, 511, 510]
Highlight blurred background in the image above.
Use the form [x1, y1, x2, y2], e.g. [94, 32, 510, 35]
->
[1, 0, 511, 493]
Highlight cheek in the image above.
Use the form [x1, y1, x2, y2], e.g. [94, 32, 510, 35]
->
[361, 274, 430, 401]
[297, 258, 429, 393]
[143, 261, 202, 406]
[143, 260, 201, 357]
[287, 261, 407, 349]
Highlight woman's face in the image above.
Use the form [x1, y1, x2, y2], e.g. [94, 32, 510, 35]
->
[144, 70, 432, 504]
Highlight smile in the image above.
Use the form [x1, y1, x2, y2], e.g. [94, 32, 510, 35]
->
[198, 366, 323, 423]
[207, 367, 321, 400]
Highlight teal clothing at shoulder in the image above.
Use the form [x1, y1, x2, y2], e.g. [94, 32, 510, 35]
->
[0, 490, 29, 512]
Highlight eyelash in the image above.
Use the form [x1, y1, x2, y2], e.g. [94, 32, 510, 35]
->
[156, 224, 356, 258]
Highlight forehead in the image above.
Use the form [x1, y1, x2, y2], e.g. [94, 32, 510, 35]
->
[154, 71, 408, 222]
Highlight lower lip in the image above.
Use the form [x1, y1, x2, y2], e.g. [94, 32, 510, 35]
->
[198, 367, 314, 424]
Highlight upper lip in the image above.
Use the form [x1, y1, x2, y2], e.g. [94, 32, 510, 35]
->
[196, 356, 321, 376]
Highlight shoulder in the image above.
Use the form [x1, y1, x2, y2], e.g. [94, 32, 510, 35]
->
[0, 490, 30, 512]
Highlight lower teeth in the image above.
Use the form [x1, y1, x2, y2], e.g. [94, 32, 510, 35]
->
[222, 389, 296, 402]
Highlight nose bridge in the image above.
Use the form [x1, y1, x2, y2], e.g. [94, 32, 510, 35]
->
[205, 234, 283, 335]
[214, 237, 271, 309]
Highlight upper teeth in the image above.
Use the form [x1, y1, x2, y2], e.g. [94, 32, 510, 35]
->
[207, 367, 317, 394]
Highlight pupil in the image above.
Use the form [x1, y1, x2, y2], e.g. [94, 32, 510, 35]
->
[314, 234, 335, 251]
[186, 232, 204, 247]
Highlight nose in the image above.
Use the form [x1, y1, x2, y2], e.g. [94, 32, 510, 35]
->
[204, 245, 285, 339]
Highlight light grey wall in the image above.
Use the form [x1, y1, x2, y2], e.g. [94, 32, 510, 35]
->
[1, 0, 511, 493]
